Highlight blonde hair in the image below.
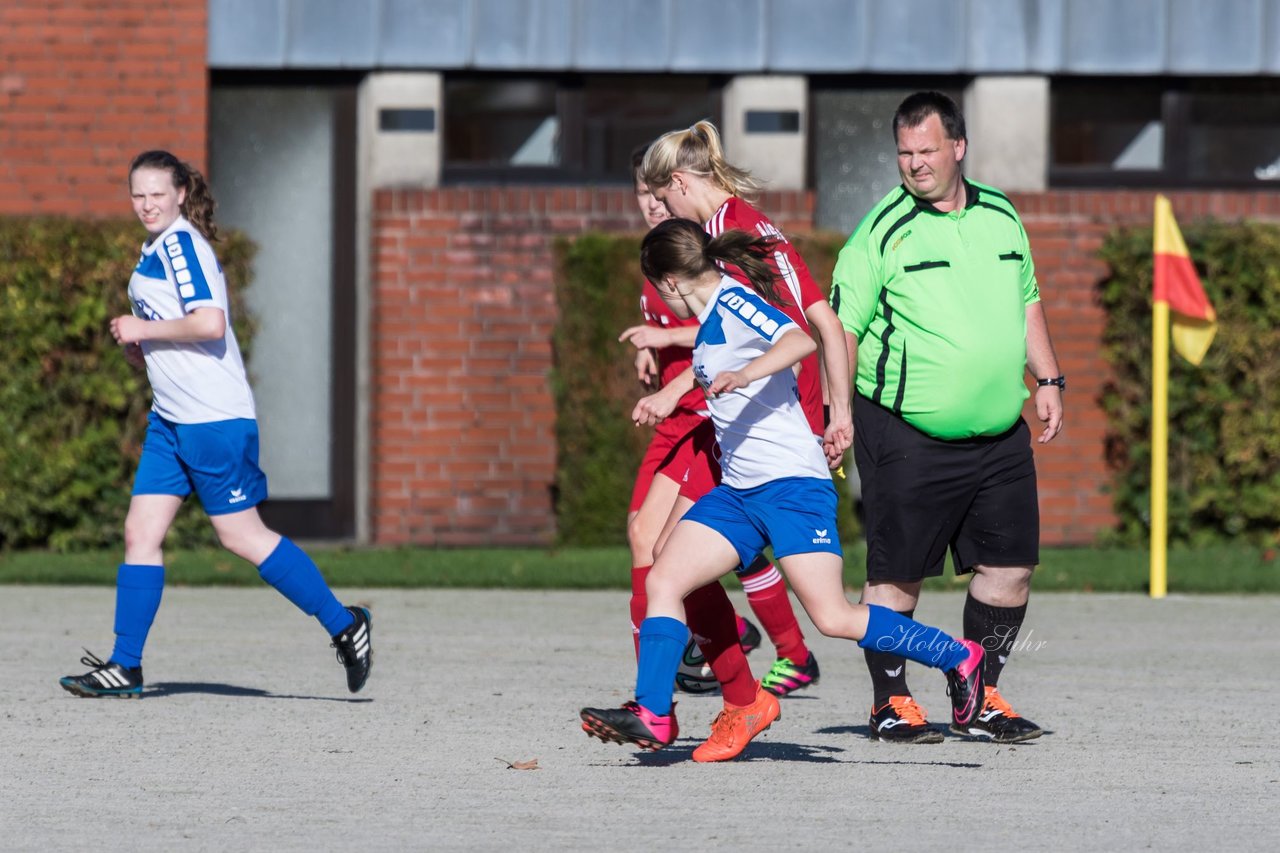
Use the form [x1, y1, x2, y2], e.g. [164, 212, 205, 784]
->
[640, 120, 763, 202]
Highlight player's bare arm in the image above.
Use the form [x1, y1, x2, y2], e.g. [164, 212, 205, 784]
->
[803, 300, 852, 458]
[634, 347, 658, 385]
[632, 365, 697, 426]
[110, 307, 226, 345]
[618, 324, 698, 351]
[1025, 301, 1063, 444]
[708, 328, 817, 396]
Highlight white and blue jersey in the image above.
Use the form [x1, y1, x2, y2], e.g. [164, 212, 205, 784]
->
[692, 275, 831, 489]
[128, 216, 255, 424]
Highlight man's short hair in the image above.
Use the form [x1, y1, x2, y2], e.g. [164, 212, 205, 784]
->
[893, 91, 966, 142]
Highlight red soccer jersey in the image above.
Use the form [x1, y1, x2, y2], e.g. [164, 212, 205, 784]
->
[640, 278, 707, 415]
[706, 197, 825, 435]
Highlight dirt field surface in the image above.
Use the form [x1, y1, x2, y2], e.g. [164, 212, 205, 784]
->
[3, 587, 1276, 851]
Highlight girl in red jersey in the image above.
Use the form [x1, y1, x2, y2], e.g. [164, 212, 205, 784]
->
[622, 147, 827, 699]
[632, 122, 854, 695]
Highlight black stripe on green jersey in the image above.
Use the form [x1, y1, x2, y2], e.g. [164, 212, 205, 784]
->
[868, 187, 912, 234]
[977, 201, 1019, 225]
[879, 207, 922, 255]
[999, 251, 1024, 262]
[873, 288, 895, 407]
[969, 183, 1020, 224]
[892, 340, 907, 414]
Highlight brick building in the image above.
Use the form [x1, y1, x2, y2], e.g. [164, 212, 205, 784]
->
[4, 0, 1276, 545]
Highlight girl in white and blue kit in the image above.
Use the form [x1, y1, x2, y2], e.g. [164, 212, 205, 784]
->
[59, 151, 371, 698]
[580, 219, 986, 759]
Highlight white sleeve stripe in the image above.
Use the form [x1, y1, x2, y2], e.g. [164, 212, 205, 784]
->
[705, 204, 727, 237]
[775, 250, 804, 307]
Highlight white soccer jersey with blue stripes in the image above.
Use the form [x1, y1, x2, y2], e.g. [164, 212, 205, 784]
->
[693, 275, 831, 488]
[127, 217, 256, 424]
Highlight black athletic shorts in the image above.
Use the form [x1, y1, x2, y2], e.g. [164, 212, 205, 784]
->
[854, 397, 1040, 582]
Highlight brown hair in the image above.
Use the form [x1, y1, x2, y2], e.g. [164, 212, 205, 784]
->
[128, 150, 219, 241]
[639, 218, 782, 305]
[893, 91, 967, 142]
[630, 143, 650, 191]
[640, 120, 762, 202]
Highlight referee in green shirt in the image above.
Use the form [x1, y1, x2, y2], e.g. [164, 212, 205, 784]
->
[831, 91, 1063, 744]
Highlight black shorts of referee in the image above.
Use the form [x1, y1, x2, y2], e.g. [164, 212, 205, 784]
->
[853, 396, 1039, 582]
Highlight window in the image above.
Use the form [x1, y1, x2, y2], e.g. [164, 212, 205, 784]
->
[1051, 78, 1280, 187]
[443, 75, 720, 183]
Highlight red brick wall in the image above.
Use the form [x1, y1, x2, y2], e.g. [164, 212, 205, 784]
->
[1012, 190, 1280, 544]
[0, 0, 208, 216]
[370, 189, 811, 545]
[372, 187, 1269, 547]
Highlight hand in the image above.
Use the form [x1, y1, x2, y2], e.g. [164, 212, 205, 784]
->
[618, 325, 670, 351]
[1034, 385, 1063, 444]
[823, 413, 853, 468]
[707, 370, 749, 397]
[110, 315, 147, 345]
[634, 348, 658, 387]
[123, 343, 146, 369]
[632, 390, 678, 426]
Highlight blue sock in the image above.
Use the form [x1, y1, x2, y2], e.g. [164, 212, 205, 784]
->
[858, 604, 969, 672]
[110, 564, 165, 668]
[634, 616, 690, 716]
[257, 538, 353, 636]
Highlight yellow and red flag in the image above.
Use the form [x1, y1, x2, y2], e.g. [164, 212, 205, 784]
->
[1153, 194, 1216, 365]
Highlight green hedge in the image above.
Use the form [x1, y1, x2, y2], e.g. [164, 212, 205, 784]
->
[551, 230, 859, 547]
[1099, 220, 1280, 545]
[0, 218, 256, 550]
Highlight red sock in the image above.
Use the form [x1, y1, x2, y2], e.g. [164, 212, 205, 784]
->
[629, 566, 650, 658]
[684, 581, 757, 707]
[739, 563, 809, 663]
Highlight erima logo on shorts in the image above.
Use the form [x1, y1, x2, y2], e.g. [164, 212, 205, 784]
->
[812, 528, 831, 544]
[229, 488, 247, 504]
[719, 291, 780, 337]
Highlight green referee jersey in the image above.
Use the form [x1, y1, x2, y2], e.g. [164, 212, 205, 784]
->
[831, 178, 1040, 439]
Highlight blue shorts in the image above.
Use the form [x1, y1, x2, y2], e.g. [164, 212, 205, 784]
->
[132, 412, 269, 516]
[683, 477, 842, 569]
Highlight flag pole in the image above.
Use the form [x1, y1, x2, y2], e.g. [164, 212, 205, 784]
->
[1150, 298, 1170, 599]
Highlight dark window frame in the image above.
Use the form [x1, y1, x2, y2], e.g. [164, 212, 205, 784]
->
[1050, 76, 1280, 189]
[208, 71, 360, 540]
[440, 71, 726, 185]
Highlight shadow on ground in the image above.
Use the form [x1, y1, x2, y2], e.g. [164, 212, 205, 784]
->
[146, 682, 371, 703]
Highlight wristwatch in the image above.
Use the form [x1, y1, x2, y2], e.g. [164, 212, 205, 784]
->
[1036, 375, 1066, 391]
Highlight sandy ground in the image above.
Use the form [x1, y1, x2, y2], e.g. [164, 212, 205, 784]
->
[2, 586, 1277, 851]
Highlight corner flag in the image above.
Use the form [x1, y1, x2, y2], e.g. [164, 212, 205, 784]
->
[1149, 195, 1216, 599]
[1153, 195, 1216, 365]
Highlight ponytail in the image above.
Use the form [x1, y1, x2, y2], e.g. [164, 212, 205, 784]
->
[128, 150, 219, 242]
[640, 218, 781, 304]
[640, 120, 764, 201]
[703, 230, 781, 305]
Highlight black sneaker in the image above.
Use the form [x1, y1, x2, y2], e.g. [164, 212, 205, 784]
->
[331, 607, 372, 693]
[950, 686, 1044, 743]
[868, 695, 945, 743]
[945, 639, 985, 728]
[59, 651, 143, 699]
[580, 701, 678, 751]
[737, 615, 762, 654]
